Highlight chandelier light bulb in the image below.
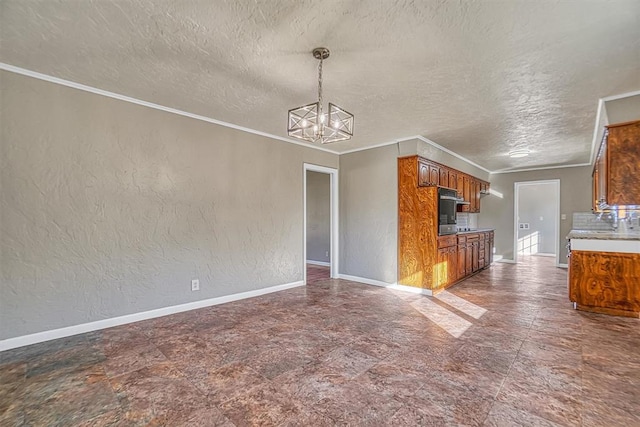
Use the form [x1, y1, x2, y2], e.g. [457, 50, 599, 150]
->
[301, 119, 308, 127]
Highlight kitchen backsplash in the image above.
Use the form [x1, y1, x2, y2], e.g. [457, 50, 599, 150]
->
[457, 213, 478, 230]
[572, 211, 639, 231]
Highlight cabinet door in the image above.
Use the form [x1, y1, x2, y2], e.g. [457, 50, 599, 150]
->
[429, 165, 440, 186]
[484, 236, 491, 268]
[472, 241, 479, 272]
[463, 176, 470, 202]
[418, 162, 429, 187]
[449, 171, 457, 190]
[465, 243, 473, 275]
[457, 174, 464, 198]
[457, 245, 466, 280]
[606, 121, 640, 206]
[469, 179, 476, 212]
[448, 246, 458, 283]
[439, 168, 449, 187]
[474, 181, 482, 213]
[437, 247, 449, 287]
[569, 250, 640, 313]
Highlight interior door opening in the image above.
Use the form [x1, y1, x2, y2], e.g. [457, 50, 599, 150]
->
[303, 164, 339, 284]
[513, 180, 560, 265]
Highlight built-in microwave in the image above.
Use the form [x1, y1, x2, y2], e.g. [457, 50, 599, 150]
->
[438, 188, 458, 235]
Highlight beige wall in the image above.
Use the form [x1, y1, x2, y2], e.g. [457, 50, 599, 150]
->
[306, 171, 330, 263]
[0, 70, 338, 340]
[479, 166, 592, 264]
[339, 145, 398, 283]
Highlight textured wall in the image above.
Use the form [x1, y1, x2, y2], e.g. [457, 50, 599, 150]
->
[306, 171, 330, 263]
[0, 71, 338, 340]
[339, 145, 398, 283]
[479, 166, 592, 264]
[517, 183, 559, 255]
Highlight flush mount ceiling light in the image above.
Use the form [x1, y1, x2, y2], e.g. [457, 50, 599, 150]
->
[509, 149, 530, 158]
[288, 47, 354, 144]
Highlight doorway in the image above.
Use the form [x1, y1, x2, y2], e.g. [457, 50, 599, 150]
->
[513, 180, 560, 265]
[303, 164, 339, 284]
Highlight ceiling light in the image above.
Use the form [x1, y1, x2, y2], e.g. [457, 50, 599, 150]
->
[509, 149, 530, 158]
[288, 47, 354, 144]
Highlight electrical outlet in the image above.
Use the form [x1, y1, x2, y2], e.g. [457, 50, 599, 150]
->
[191, 279, 200, 291]
[325, 251, 329, 257]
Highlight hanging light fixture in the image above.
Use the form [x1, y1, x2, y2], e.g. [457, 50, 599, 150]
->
[288, 47, 354, 144]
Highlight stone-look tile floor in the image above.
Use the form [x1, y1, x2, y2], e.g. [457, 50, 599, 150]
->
[307, 264, 330, 283]
[1, 256, 639, 426]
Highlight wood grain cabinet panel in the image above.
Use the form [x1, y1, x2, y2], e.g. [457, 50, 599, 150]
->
[593, 120, 640, 209]
[569, 250, 640, 317]
[398, 156, 438, 289]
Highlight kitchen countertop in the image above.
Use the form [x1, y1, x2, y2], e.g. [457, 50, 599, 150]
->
[456, 228, 494, 235]
[567, 230, 640, 241]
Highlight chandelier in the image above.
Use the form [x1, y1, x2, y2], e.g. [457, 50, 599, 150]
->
[288, 47, 354, 144]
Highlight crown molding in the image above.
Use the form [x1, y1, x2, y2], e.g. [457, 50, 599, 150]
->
[0, 62, 341, 155]
[490, 162, 591, 174]
[2, 62, 629, 175]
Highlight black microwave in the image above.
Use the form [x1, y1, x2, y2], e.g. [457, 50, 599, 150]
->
[438, 188, 458, 235]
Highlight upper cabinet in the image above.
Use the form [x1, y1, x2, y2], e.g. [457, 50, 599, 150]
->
[593, 120, 640, 211]
[416, 157, 489, 213]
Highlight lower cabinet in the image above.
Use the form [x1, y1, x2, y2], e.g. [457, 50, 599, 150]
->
[569, 250, 640, 317]
[437, 231, 493, 290]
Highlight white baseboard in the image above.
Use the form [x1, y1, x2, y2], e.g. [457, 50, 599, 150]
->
[338, 274, 433, 296]
[497, 258, 516, 264]
[306, 260, 330, 267]
[534, 253, 556, 257]
[556, 263, 568, 269]
[0, 280, 305, 352]
[493, 255, 503, 263]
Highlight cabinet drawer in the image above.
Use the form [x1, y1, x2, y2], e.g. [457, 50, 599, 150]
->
[457, 235, 467, 245]
[466, 234, 480, 242]
[438, 235, 457, 248]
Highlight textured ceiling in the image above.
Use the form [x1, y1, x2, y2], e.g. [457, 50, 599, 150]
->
[1, 0, 639, 171]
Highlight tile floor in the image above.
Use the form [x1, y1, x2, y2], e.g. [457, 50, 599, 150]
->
[306, 264, 330, 283]
[1, 256, 639, 426]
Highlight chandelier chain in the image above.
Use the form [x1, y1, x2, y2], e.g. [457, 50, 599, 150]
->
[317, 58, 323, 115]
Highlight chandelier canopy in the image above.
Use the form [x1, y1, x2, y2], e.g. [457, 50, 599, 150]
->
[288, 47, 354, 144]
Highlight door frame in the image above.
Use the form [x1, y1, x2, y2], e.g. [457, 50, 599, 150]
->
[513, 179, 561, 265]
[303, 163, 339, 282]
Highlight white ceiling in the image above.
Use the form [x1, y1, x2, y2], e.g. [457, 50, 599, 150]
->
[1, 1, 639, 171]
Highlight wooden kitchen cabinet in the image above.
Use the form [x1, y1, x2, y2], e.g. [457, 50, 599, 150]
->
[398, 156, 495, 294]
[429, 164, 440, 187]
[413, 157, 490, 213]
[469, 178, 477, 213]
[593, 120, 640, 210]
[439, 168, 449, 187]
[448, 171, 457, 191]
[456, 174, 464, 198]
[419, 161, 430, 187]
[569, 250, 640, 317]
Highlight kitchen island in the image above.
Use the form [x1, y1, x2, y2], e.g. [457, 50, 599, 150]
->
[567, 230, 640, 317]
